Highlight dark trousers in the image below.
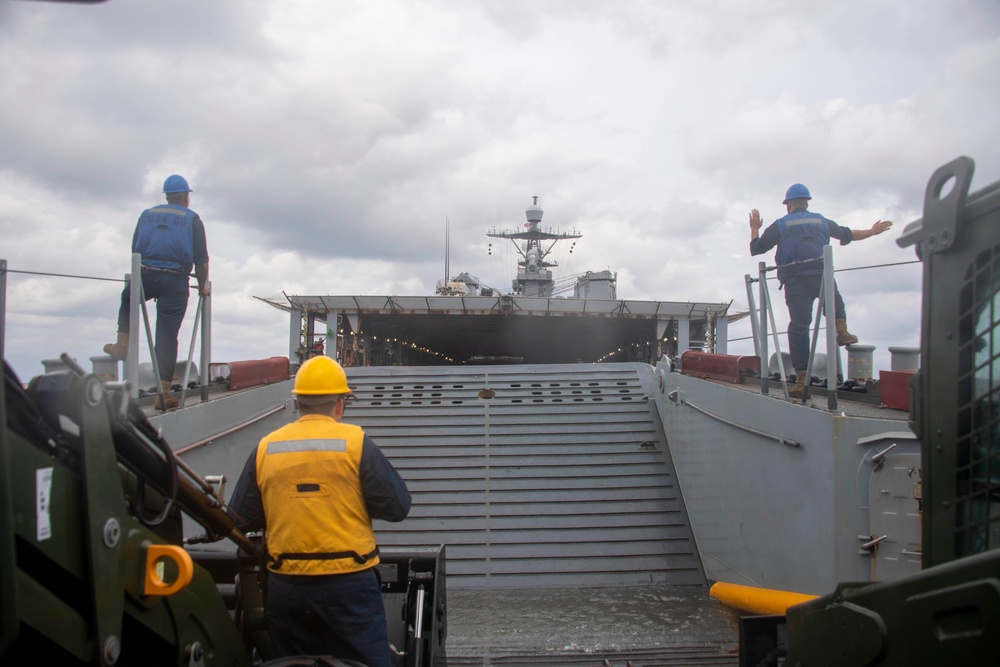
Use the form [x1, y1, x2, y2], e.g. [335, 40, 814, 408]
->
[267, 568, 391, 667]
[784, 274, 847, 373]
[116, 270, 189, 382]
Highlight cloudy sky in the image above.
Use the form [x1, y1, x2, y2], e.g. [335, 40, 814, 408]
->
[2, 0, 999, 383]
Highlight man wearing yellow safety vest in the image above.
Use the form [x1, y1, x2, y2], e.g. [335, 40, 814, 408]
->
[229, 356, 411, 666]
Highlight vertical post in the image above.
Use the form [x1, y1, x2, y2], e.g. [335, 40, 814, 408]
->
[288, 308, 302, 373]
[804, 276, 825, 402]
[823, 245, 838, 411]
[306, 312, 317, 359]
[758, 262, 769, 395]
[745, 274, 761, 358]
[715, 311, 728, 355]
[127, 253, 141, 399]
[0, 260, 17, 657]
[413, 584, 427, 667]
[200, 283, 211, 402]
[676, 317, 690, 369]
[325, 312, 336, 359]
[761, 284, 790, 396]
[180, 295, 202, 409]
[140, 298, 164, 408]
[0, 260, 6, 362]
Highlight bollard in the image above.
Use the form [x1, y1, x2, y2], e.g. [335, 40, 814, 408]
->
[767, 352, 793, 378]
[137, 363, 158, 392]
[846, 344, 876, 381]
[90, 355, 119, 383]
[888, 346, 920, 371]
[175, 360, 199, 387]
[41, 357, 73, 374]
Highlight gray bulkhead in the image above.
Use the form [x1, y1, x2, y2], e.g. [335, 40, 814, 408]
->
[652, 361, 920, 595]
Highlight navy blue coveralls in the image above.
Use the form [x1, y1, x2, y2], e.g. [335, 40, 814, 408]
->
[750, 207, 853, 373]
[115, 203, 208, 383]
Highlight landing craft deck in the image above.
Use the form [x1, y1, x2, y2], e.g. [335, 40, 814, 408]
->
[164, 363, 744, 665]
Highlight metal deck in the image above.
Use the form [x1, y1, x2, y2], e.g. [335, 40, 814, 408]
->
[160, 363, 736, 662]
[344, 363, 704, 588]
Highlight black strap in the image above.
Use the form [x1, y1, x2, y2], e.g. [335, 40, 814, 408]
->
[140, 263, 189, 276]
[271, 546, 379, 570]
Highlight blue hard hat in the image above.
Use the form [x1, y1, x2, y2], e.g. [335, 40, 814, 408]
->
[163, 174, 192, 194]
[783, 183, 811, 204]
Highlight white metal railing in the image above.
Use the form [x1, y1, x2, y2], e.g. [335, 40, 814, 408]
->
[1, 254, 211, 410]
[744, 244, 842, 410]
[124, 253, 212, 407]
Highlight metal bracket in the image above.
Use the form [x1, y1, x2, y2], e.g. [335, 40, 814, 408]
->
[897, 156, 975, 254]
[185, 642, 205, 667]
[868, 443, 898, 471]
[499, 294, 515, 314]
[859, 534, 888, 554]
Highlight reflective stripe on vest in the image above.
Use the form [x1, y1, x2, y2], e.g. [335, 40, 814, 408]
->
[256, 418, 379, 575]
[266, 438, 347, 454]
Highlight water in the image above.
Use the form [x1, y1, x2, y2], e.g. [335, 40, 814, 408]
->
[445, 584, 740, 666]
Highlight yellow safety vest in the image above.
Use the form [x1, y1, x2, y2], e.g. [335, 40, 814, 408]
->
[256, 414, 379, 574]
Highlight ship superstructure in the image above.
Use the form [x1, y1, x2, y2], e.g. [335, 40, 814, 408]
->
[486, 196, 582, 297]
[261, 197, 730, 367]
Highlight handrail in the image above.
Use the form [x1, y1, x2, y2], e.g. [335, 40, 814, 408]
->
[124, 253, 211, 407]
[173, 403, 287, 456]
[667, 390, 801, 448]
[1, 255, 211, 409]
[748, 249, 841, 410]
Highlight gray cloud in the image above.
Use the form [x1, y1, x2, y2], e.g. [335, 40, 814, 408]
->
[1, 0, 998, 380]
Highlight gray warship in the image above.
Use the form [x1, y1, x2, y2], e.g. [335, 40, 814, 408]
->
[3, 158, 998, 666]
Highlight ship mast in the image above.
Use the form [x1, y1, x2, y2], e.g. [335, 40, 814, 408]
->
[487, 196, 581, 297]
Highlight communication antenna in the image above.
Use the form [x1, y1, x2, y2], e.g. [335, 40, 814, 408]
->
[444, 216, 450, 284]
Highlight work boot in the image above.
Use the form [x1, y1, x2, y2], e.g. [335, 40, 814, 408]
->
[788, 375, 807, 399]
[835, 318, 858, 346]
[103, 332, 129, 361]
[154, 380, 179, 410]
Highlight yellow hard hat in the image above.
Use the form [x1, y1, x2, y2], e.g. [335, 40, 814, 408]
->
[292, 356, 352, 396]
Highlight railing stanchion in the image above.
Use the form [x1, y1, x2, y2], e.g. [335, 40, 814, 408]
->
[745, 274, 761, 359]
[140, 290, 166, 409]
[804, 276, 824, 403]
[758, 262, 769, 395]
[200, 282, 211, 403]
[179, 295, 203, 409]
[127, 253, 141, 399]
[761, 275, 790, 397]
[823, 245, 838, 411]
[1, 260, 7, 361]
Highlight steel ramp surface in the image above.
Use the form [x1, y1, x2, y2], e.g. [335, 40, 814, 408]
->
[346, 363, 704, 589]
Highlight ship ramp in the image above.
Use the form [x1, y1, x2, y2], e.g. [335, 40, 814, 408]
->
[165, 362, 738, 665]
[349, 363, 703, 589]
[348, 362, 738, 665]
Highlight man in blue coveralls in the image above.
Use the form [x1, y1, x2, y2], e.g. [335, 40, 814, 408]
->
[104, 174, 210, 409]
[749, 183, 892, 397]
